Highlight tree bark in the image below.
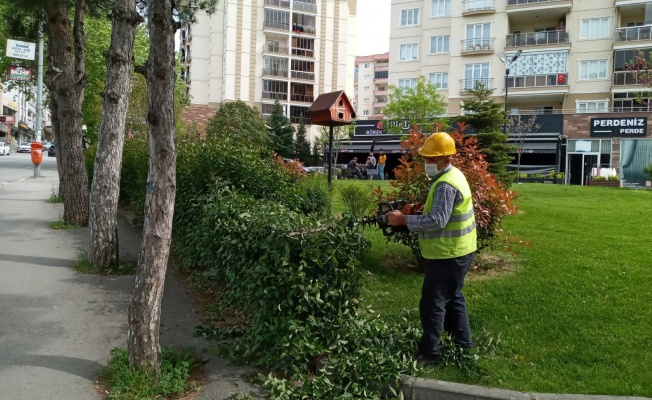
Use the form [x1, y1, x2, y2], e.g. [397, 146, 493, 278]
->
[127, 0, 177, 370]
[46, 0, 89, 226]
[89, 0, 143, 271]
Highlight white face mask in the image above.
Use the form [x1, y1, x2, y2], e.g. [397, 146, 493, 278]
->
[424, 162, 441, 179]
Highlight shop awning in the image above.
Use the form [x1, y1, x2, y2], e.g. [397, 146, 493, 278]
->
[507, 132, 561, 154]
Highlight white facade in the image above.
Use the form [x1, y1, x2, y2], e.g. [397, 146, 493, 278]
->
[389, 0, 652, 116]
[180, 0, 357, 141]
[353, 53, 390, 119]
[1, 85, 51, 146]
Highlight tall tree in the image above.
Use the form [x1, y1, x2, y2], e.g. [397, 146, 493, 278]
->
[383, 75, 447, 135]
[267, 98, 295, 158]
[310, 137, 323, 166]
[46, 0, 91, 226]
[457, 84, 514, 186]
[206, 100, 271, 154]
[88, 0, 144, 271]
[127, 0, 217, 371]
[294, 116, 311, 162]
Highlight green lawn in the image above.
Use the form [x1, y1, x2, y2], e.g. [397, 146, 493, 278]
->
[336, 183, 652, 396]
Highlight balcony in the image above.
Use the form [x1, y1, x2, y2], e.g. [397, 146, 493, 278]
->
[507, 0, 572, 16]
[373, 89, 388, 96]
[264, 43, 289, 55]
[291, 23, 316, 35]
[463, 0, 495, 15]
[291, 47, 314, 58]
[461, 38, 494, 54]
[265, 0, 290, 8]
[506, 73, 569, 88]
[290, 93, 314, 103]
[375, 62, 389, 70]
[374, 101, 387, 107]
[460, 78, 494, 91]
[293, 1, 317, 13]
[263, 91, 288, 101]
[264, 20, 290, 32]
[263, 68, 289, 78]
[506, 30, 570, 48]
[612, 71, 645, 86]
[291, 70, 315, 80]
[614, 26, 652, 44]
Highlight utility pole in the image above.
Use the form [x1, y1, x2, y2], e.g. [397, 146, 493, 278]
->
[34, 22, 45, 177]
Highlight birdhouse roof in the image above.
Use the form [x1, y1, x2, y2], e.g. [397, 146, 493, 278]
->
[307, 90, 356, 118]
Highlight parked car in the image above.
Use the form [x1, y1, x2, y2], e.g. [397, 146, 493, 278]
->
[43, 142, 54, 151]
[0, 142, 10, 156]
[48, 144, 56, 158]
[17, 142, 31, 153]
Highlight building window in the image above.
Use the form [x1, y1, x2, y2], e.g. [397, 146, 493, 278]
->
[398, 78, 418, 89]
[613, 92, 652, 112]
[364, 62, 371, 68]
[579, 60, 608, 80]
[399, 43, 419, 61]
[364, 74, 371, 81]
[580, 17, 610, 39]
[464, 63, 489, 90]
[363, 110, 370, 116]
[374, 70, 388, 79]
[577, 100, 608, 113]
[401, 8, 420, 27]
[429, 72, 448, 89]
[430, 35, 450, 54]
[431, 0, 451, 17]
[363, 86, 370, 92]
[363, 98, 370, 105]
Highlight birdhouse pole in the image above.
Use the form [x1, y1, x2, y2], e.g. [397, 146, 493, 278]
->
[327, 125, 334, 191]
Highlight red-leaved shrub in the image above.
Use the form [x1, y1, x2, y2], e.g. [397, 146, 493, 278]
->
[374, 122, 517, 251]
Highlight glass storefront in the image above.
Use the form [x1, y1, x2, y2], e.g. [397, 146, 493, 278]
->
[621, 139, 652, 188]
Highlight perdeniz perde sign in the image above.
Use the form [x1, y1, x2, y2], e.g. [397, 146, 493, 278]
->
[590, 117, 647, 137]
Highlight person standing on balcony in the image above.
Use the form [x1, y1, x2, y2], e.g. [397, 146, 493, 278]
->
[387, 132, 477, 365]
[378, 149, 386, 180]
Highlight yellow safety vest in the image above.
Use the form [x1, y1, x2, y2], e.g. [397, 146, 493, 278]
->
[418, 166, 477, 260]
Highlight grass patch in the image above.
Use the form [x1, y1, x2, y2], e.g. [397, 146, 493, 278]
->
[98, 347, 203, 400]
[74, 251, 136, 275]
[49, 193, 63, 203]
[357, 184, 652, 396]
[49, 219, 78, 230]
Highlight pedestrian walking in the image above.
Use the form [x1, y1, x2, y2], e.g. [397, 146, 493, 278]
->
[378, 149, 386, 180]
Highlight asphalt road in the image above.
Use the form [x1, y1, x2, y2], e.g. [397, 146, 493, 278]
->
[0, 151, 58, 186]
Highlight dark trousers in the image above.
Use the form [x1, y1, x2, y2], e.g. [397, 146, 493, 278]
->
[418, 252, 475, 357]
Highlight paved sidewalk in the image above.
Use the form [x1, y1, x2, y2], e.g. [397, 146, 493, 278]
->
[0, 171, 263, 399]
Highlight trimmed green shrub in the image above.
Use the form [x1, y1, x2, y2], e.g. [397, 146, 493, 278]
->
[338, 182, 375, 220]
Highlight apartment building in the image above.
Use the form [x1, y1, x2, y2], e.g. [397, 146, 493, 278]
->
[1, 86, 50, 147]
[179, 0, 357, 141]
[389, 0, 652, 187]
[353, 53, 390, 119]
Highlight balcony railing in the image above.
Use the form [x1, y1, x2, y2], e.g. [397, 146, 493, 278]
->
[291, 70, 315, 80]
[263, 68, 289, 77]
[263, 91, 288, 101]
[614, 26, 652, 42]
[506, 30, 569, 47]
[291, 47, 314, 57]
[461, 38, 494, 52]
[463, 0, 494, 13]
[508, 0, 567, 5]
[264, 20, 290, 31]
[290, 115, 311, 124]
[613, 71, 644, 86]
[292, 24, 316, 35]
[506, 73, 568, 88]
[290, 93, 314, 102]
[265, 0, 290, 8]
[265, 44, 289, 55]
[460, 78, 493, 91]
[293, 1, 317, 13]
[373, 89, 388, 96]
[375, 62, 389, 69]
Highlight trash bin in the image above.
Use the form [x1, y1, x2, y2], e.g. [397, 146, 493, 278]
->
[31, 142, 43, 165]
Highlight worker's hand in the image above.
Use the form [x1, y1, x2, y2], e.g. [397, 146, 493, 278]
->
[387, 210, 407, 226]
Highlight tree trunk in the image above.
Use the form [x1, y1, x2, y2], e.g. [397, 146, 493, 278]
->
[89, 0, 143, 271]
[46, 0, 89, 226]
[516, 151, 522, 183]
[127, 0, 177, 371]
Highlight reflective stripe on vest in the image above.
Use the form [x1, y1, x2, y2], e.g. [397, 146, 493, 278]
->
[418, 166, 477, 260]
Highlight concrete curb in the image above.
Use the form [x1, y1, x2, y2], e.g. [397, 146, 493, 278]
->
[399, 376, 651, 400]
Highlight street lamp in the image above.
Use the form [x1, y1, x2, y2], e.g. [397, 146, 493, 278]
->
[503, 49, 522, 114]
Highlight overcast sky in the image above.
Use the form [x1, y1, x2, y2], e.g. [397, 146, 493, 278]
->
[356, 0, 391, 56]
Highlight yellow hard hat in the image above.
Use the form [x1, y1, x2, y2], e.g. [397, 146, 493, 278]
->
[418, 132, 456, 157]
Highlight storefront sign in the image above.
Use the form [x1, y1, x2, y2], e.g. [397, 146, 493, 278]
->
[590, 117, 647, 137]
[6, 39, 36, 60]
[353, 119, 412, 136]
[7, 66, 32, 81]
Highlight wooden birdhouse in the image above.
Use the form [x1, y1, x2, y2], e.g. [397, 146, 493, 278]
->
[306, 90, 356, 127]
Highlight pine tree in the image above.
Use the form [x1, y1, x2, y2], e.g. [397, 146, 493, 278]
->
[294, 117, 311, 163]
[311, 139, 323, 166]
[267, 98, 295, 158]
[457, 84, 514, 186]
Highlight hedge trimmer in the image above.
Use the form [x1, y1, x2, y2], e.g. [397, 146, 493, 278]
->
[361, 200, 422, 237]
